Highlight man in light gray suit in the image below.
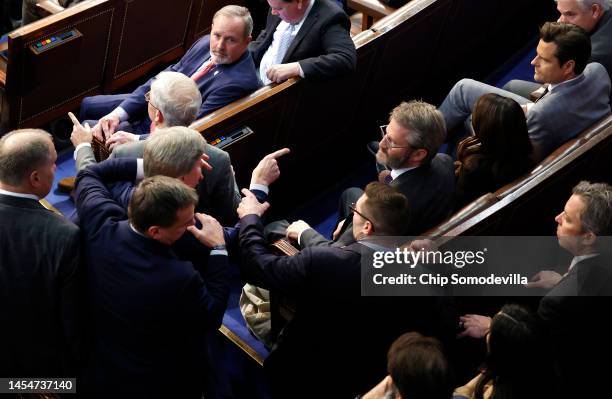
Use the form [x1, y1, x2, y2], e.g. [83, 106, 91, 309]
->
[505, 0, 612, 97]
[439, 22, 611, 161]
[72, 71, 241, 224]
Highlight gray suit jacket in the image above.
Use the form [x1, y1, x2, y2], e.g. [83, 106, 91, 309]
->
[528, 62, 611, 158]
[591, 10, 612, 82]
[87, 141, 241, 225]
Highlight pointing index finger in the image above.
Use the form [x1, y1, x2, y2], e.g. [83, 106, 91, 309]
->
[68, 112, 83, 128]
[266, 148, 290, 160]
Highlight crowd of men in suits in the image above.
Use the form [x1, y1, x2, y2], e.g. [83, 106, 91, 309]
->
[2, 0, 612, 398]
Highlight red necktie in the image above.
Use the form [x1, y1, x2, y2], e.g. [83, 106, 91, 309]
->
[191, 61, 215, 82]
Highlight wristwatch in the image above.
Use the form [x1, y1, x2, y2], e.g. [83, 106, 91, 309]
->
[211, 244, 227, 251]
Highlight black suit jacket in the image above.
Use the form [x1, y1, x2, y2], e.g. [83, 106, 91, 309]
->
[391, 153, 455, 234]
[239, 214, 454, 398]
[0, 194, 80, 377]
[249, 0, 356, 80]
[538, 253, 612, 398]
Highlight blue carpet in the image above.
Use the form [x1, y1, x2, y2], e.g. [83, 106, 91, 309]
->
[493, 47, 537, 88]
[47, 150, 77, 216]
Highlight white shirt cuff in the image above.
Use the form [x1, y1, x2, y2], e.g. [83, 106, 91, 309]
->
[297, 227, 313, 247]
[74, 142, 92, 160]
[249, 183, 269, 195]
[111, 107, 129, 122]
[298, 62, 305, 78]
[136, 158, 144, 180]
[210, 249, 229, 256]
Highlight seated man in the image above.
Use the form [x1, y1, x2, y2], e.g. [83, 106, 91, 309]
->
[458, 181, 612, 398]
[236, 182, 452, 398]
[75, 168, 230, 397]
[505, 0, 612, 97]
[440, 22, 611, 161]
[80, 5, 260, 139]
[249, 0, 356, 84]
[72, 71, 240, 224]
[0, 129, 80, 377]
[283, 100, 454, 246]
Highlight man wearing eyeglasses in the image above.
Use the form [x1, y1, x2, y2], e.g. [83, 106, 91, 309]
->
[71, 71, 241, 225]
[79, 6, 260, 142]
[283, 100, 455, 248]
[236, 181, 446, 398]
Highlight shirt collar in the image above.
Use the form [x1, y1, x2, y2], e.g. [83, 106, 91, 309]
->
[568, 253, 599, 272]
[391, 166, 418, 180]
[0, 188, 40, 201]
[281, 0, 315, 31]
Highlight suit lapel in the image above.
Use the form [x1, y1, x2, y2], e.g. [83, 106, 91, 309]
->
[283, 3, 319, 63]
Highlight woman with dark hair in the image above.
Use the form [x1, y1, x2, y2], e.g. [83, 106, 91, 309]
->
[454, 93, 533, 208]
[453, 304, 558, 399]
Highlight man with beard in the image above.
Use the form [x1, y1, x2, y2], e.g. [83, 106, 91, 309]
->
[80, 5, 260, 140]
[282, 100, 455, 248]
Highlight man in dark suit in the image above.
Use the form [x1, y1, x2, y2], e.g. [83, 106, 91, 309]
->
[75, 163, 230, 397]
[237, 182, 453, 398]
[249, 0, 356, 84]
[284, 100, 454, 247]
[536, 181, 612, 398]
[80, 5, 260, 140]
[0, 129, 80, 377]
[72, 70, 241, 224]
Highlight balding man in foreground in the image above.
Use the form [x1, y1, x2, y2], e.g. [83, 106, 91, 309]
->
[0, 129, 80, 377]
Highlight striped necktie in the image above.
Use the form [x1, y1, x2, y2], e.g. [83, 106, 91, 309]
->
[274, 24, 296, 65]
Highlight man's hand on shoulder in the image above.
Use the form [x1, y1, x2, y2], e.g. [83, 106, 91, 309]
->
[237, 189, 270, 219]
[266, 63, 301, 83]
[250, 148, 290, 187]
[107, 131, 139, 151]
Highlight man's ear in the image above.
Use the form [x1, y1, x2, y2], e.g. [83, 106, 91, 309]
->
[412, 148, 428, 164]
[592, 3, 604, 19]
[562, 59, 576, 77]
[582, 230, 597, 247]
[363, 220, 375, 236]
[245, 35, 252, 45]
[155, 110, 164, 125]
[146, 225, 162, 240]
[28, 170, 41, 189]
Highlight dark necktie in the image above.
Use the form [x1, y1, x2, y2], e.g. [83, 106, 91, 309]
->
[384, 173, 393, 185]
[533, 85, 550, 103]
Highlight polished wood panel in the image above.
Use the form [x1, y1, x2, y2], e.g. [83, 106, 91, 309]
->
[2, 0, 113, 131]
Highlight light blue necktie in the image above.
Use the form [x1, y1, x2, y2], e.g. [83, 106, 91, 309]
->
[274, 24, 295, 65]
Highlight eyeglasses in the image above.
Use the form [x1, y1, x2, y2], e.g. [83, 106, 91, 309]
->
[144, 91, 159, 111]
[348, 202, 375, 232]
[379, 125, 412, 150]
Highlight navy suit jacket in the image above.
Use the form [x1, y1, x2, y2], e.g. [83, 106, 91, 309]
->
[75, 162, 230, 397]
[249, 0, 356, 80]
[120, 35, 260, 121]
[238, 214, 454, 398]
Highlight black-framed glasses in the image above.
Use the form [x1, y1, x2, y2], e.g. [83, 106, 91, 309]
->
[348, 202, 375, 232]
[144, 91, 159, 111]
[379, 125, 412, 149]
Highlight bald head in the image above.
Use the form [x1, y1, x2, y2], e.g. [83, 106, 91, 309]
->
[0, 129, 56, 197]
